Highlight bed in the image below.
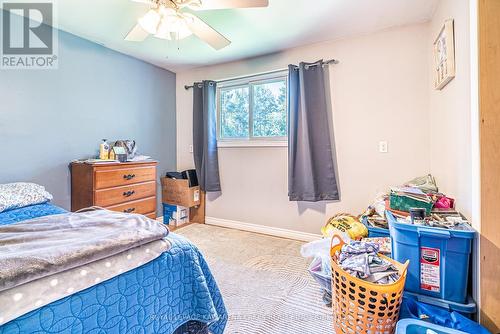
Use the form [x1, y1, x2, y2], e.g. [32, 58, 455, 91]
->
[0, 202, 227, 334]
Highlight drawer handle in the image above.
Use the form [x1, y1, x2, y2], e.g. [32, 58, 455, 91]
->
[123, 190, 135, 197]
[123, 174, 136, 180]
[123, 207, 136, 213]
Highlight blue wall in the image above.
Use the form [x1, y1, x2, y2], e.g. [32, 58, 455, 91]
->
[0, 22, 176, 214]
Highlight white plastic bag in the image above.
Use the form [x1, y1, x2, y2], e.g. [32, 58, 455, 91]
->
[301, 238, 331, 258]
[300, 232, 350, 259]
[302, 233, 351, 294]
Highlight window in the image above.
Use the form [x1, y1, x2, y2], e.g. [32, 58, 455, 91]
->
[217, 72, 288, 145]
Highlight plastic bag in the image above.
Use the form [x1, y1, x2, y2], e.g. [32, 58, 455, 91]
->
[400, 296, 490, 334]
[301, 238, 337, 286]
[404, 174, 439, 193]
[321, 215, 368, 239]
[302, 235, 350, 306]
[308, 255, 331, 291]
[300, 234, 349, 258]
[434, 195, 455, 209]
[301, 238, 331, 258]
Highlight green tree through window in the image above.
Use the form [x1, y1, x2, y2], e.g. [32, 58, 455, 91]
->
[253, 81, 287, 137]
[218, 75, 287, 140]
[220, 87, 249, 138]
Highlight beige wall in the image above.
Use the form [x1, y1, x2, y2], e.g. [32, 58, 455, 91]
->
[428, 0, 474, 224]
[426, 0, 479, 311]
[176, 23, 431, 234]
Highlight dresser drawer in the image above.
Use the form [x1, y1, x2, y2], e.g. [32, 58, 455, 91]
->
[94, 181, 156, 207]
[95, 166, 156, 189]
[105, 196, 156, 215]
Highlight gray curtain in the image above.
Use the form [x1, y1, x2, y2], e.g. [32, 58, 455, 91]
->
[288, 60, 339, 201]
[193, 80, 221, 192]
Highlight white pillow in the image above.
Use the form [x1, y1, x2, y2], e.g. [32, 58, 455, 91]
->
[0, 183, 53, 213]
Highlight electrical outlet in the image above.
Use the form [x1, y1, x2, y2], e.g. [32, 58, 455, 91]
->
[189, 144, 193, 153]
[379, 141, 388, 153]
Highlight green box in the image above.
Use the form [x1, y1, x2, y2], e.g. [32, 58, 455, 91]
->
[389, 193, 433, 215]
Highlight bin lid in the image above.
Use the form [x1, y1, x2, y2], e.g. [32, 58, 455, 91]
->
[396, 319, 468, 333]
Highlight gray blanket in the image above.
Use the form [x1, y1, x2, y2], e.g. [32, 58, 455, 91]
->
[0, 208, 168, 292]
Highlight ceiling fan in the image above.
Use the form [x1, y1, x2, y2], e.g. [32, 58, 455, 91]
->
[125, 0, 269, 50]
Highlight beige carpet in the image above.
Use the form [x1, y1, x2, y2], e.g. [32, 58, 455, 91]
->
[176, 224, 334, 334]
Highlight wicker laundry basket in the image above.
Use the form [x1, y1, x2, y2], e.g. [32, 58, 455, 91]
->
[330, 235, 409, 334]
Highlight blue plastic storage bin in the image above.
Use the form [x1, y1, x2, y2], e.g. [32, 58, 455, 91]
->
[387, 212, 475, 303]
[367, 226, 390, 238]
[396, 319, 467, 334]
[361, 217, 392, 258]
[362, 217, 391, 238]
[403, 291, 476, 318]
[400, 293, 489, 333]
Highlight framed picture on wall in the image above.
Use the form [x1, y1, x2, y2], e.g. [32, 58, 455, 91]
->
[433, 19, 456, 90]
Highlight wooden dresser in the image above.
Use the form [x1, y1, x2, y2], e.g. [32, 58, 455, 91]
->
[71, 161, 158, 219]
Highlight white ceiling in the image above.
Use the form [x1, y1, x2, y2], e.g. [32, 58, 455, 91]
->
[11, 0, 439, 72]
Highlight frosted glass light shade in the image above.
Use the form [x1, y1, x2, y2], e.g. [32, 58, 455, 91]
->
[155, 15, 193, 40]
[138, 9, 161, 34]
[172, 19, 192, 39]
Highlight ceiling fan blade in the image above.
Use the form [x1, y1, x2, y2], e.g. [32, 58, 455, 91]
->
[184, 13, 231, 50]
[193, 0, 268, 10]
[125, 24, 149, 41]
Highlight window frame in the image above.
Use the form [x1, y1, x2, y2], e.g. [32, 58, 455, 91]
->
[216, 71, 289, 147]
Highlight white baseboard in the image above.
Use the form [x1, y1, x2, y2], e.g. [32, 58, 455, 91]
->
[205, 216, 322, 242]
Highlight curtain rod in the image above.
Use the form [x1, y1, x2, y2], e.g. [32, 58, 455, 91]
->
[184, 58, 339, 90]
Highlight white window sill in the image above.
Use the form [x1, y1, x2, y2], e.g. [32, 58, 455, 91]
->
[217, 140, 288, 148]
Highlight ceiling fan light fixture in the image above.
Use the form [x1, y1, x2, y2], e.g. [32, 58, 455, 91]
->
[127, 0, 263, 49]
[172, 20, 193, 39]
[159, 6, 176, 16]
[155, 14, 193, 40]
[180, 0, 202, 9]
[138, 9, 161, 34]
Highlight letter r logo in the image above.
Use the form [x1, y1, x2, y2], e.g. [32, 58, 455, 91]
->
[2, 3, 53, 55]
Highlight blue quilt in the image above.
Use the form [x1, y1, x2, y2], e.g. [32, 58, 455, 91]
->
[0, 203, 66, 226]
[0, 204, 227, 334]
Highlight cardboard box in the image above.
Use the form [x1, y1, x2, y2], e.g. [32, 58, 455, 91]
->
[172, 206, 189, 226]
[189, 190, 205, 224]
[161, 177, 200, 207]
[162, 203, 189, 227]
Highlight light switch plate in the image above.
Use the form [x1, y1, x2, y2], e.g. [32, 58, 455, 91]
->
[379, 141, 388, 153]
[189, 145, 193, 153]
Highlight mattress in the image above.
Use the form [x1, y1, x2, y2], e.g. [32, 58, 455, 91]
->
[0, 203, 227, 334]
